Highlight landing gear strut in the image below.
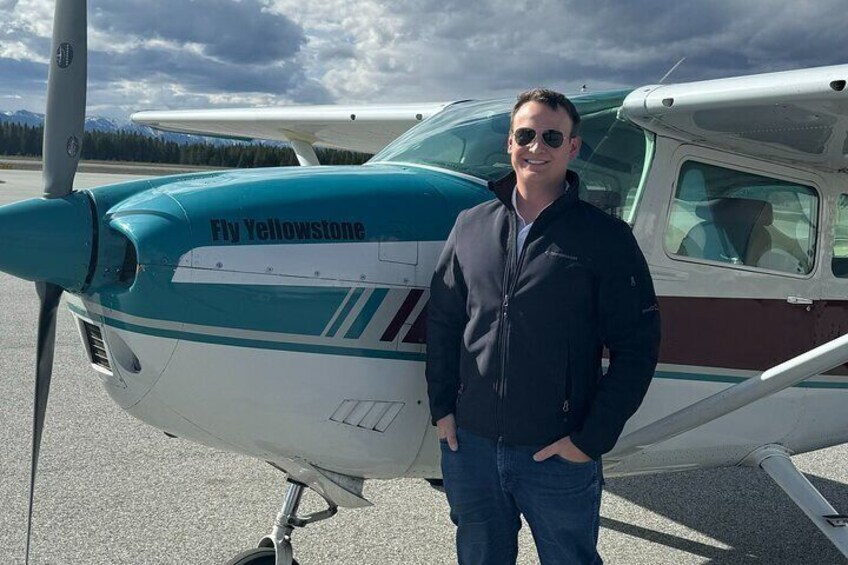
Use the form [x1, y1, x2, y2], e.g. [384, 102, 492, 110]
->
[225, 479, 338, 565]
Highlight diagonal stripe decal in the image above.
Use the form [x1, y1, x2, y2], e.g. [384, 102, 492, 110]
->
[325, 288, 363, 337]
[402, 299, 428, 344]
[380, 289, 424, 342]
[345, 288, 389, 339]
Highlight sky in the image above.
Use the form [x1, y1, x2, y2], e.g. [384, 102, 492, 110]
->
[0, 0, 847, 119]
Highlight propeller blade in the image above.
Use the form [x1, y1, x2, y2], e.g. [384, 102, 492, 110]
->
[24, 2, 88, 561]
[25, 282, 64, 563]
[43, 0, 87, 199]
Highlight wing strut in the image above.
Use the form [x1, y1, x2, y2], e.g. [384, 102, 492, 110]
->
[606, 332, 848, 465]
[744, 445, 848, 558]
[290, 139, 319, 166]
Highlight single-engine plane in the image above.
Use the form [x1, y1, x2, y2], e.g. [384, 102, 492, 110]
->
[3, 1, 848, 563]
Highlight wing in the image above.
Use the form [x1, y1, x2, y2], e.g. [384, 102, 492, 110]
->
[131, 102, 452, 155]
[621, 64, 848, 171]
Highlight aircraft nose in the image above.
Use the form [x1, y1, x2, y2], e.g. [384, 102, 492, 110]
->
[0, 192, 93, 291]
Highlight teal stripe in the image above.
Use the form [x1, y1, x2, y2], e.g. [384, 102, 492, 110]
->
[796, 380, 848, 389]
[106, 316, 425, 362]
[654, 369, 848, 389]
[325, 288, 364, 337]
[344, 288, 389, 339]
[64, 303, 848, 388]
[654, 370, 744, 385]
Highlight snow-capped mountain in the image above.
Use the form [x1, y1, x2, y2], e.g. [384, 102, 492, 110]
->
[0, 110, 45, 128]
[0, 110, 243, 146]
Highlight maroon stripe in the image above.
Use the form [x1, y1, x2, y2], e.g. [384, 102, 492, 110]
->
[657, 296, 848, 374]
[402, 300, 429, 344]
[381, 289, 424, 342]
[407, 293, 848, 374]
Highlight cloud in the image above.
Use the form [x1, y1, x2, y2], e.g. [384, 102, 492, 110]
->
[91, 0, 305, 65]
[0, 56, 45, 85]
[271, 0, 848, 104]
[2, 0, 848, 118]
[1, 0, 329, 115]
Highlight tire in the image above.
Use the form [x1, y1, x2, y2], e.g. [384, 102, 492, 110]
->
[225, 547, 303, 565]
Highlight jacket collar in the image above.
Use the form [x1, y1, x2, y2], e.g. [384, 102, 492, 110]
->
[488, 169, 581, 212]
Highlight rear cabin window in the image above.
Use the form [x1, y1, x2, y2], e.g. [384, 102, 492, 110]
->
[833, 194, 848, 278]
[665, 161, 818, 275]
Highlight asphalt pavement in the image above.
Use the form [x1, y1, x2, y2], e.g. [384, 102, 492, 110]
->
[1, 167, 846, 564]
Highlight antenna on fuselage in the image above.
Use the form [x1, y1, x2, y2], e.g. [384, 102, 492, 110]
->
[659, 57, 686, 84]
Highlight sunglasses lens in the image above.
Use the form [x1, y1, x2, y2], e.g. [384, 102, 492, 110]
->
[514, 128, 536, 146]
[542, 130, 564, 148]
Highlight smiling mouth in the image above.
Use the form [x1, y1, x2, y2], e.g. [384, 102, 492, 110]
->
[524, 159, 548, 165]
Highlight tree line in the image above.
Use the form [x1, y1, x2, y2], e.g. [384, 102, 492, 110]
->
[0, 122, 372, 167]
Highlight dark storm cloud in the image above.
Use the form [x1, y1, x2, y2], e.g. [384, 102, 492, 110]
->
[560, 0, 848, 84]
[2, 0, 329, 114]
[0, 57, 46, 93]
[88, 46, 315, 96]
[394, 0, 848, 100]
[6, 0, 848, 115]
[91, 0, 305, 65]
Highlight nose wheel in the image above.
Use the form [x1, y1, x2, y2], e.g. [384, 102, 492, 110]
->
[224, 547, 290, 565]
[225, 479, 336, 565]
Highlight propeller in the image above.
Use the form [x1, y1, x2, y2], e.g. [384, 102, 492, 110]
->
[25, 0, 87, 562]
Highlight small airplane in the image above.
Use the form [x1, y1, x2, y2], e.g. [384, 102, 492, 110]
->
[2, 1, 848, 564]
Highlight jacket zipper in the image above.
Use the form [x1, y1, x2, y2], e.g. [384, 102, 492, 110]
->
[497, 210, 532, 439]
[496, 214, 513, 439]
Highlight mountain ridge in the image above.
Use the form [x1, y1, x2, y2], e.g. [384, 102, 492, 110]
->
[0, 109, 247, 146]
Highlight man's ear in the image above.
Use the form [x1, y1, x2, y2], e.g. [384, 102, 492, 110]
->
[569, 136, 582, 160]
[507, 132, 514, 153]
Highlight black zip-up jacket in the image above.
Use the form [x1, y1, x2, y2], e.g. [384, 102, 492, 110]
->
[425, 170, 661, 460]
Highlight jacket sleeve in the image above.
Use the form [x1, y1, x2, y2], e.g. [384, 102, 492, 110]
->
[570, 223, 661, 459]
[425, 211, 469, 425]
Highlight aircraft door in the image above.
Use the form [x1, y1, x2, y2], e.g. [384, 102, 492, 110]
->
[659, 147, 824, 383]
[815, 191, 848, 354]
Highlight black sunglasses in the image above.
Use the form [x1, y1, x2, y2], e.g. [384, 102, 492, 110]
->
[512, 127, 567, 149]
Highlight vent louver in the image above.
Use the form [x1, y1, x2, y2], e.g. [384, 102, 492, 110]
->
[330, 400, 404, 432]
[83, 321, 111, 372]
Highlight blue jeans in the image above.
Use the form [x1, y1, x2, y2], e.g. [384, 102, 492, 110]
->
[440, 427, 603, 565]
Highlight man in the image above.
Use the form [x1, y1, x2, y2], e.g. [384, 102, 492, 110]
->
[426, 88, 661, 564]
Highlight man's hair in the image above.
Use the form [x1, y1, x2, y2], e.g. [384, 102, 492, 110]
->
[511, 88, 581, 137]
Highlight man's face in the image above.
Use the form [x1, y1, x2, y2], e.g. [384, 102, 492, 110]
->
[508, 101, 580, 188]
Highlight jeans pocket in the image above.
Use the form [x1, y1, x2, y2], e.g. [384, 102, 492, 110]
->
[554, 454, 595, 467]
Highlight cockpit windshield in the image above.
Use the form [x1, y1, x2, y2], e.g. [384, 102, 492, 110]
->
[369, 90, 652, 222]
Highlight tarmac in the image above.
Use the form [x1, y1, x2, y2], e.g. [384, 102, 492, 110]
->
[1, 166, 846, 564]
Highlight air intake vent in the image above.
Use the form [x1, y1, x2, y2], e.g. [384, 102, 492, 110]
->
[83, 322, 112, 372]
[330, 400, 404, 432]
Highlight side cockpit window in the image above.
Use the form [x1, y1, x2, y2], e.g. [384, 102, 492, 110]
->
[665, 161, 818, 275]
[832, 194, 848, 278]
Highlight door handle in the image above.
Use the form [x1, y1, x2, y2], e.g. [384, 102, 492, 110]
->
[786, 296, 814, 305]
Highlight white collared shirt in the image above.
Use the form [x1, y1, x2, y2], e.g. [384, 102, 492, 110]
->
[512, 181, 570, 254]
[512, 188, 533, 254]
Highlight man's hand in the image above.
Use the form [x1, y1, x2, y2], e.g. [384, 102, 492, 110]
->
[533, 436, 591, 463]
[436, 414, 458, 452]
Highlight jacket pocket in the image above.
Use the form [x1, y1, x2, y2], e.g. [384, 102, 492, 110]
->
[544, 244, 582, 266]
